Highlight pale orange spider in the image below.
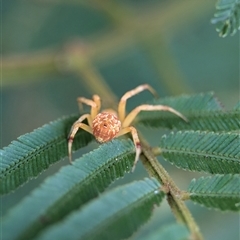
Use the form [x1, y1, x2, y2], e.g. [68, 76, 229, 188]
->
[68, 84, 187, 171]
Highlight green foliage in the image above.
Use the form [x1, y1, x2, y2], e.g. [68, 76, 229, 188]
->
[36, 178, 164, 240]
[160, 131, 240, 174]
[136, 92, 240, 131]
[0, 115, 94, 195]
[2, 92, 239, 240]
[188, 174, 240, 211]
[2, 139, 135, 240]
[211, 0, 240, 37]
[2, 1, 239, 239]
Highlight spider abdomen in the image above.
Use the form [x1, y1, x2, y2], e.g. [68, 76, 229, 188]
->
[92, 112, 121, 143]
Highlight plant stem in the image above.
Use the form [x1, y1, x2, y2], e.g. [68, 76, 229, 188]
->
[140, 138, 203, 240]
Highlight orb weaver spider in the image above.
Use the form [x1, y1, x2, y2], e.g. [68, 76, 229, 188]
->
[68, 84, 187, 171]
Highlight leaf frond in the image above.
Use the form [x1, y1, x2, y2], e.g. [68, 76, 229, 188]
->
[211, 0, 240, 37]
[36, 178, 164, 240]
[188, 174, 240, 211]
[136, 93, 239, 131]
[0, 115, 94, 195]
[2, 139, 135, 240]
[160, 131, 240, 174]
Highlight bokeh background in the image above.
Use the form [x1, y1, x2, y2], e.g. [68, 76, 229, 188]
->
[1, 1, 239, 239]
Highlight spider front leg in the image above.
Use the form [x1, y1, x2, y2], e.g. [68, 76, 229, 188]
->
[122, 104, 188, 128]
[116, 126, 141, 172]
[118, 84, 158, 123]
[68, 114, 93, 164]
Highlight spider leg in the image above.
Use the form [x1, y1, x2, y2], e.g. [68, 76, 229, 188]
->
[77, 94, 101, 121]
[68, 114, 93, 163]
[92, 94, 101, 112]
[116, 126, 141, 172]
[122, 104, 188, 128]
[118, 84, 158, 122]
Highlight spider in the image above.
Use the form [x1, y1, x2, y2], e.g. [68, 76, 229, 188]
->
[68, 84, 187, 171]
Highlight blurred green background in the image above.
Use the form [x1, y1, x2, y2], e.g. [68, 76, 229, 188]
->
[1, 1, 239, 239]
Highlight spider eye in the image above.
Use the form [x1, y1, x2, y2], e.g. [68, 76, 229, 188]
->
[103, 123, 107, 128]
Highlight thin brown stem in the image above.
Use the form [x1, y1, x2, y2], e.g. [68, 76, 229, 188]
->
[140, 138, 203, 240]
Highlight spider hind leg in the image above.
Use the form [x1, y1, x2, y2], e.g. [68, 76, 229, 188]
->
[77, 94, 101, 122]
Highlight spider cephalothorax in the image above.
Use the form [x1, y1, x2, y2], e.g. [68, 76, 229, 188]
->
[68, 84, 187, 171]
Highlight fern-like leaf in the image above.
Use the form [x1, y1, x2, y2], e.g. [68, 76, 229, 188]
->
[2, 139, 135, 240]
[36, 178, 164, 240]
[136, 92, 239, 131]
[211, 0, 240, 37]
[188, 174, 240, 211]
[160, 131, 240, 174]
[0, 115, 94, 195]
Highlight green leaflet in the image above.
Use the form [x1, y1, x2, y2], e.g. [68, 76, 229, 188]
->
[160, 131, 240, 174]
[36, 178, 164, 240]
[136, 92, 240, 131]
[0, 115, 94, 195]
[2, 139, 135, 240]
[188, 174, 240, 211]
[211, 0, 240, 37]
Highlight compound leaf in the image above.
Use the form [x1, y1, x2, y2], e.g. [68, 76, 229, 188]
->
[211, 0, 240, 37]
[36, 178, 164, 240]
[160, 131, 240, 174]
[0, 115, 94, 195]
[188, 174, 240, 211]
[2, 139, 135, 240]
[2, 93, 239, 195]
